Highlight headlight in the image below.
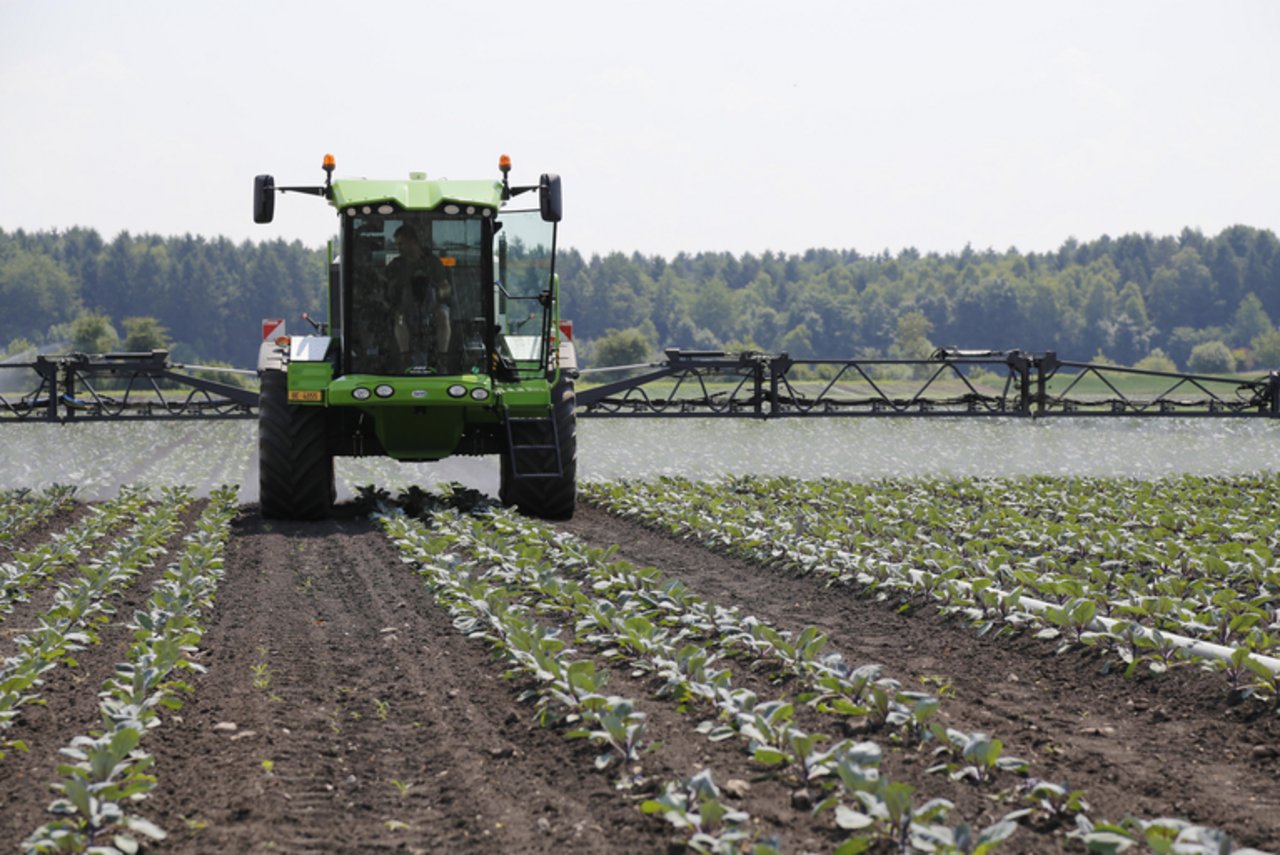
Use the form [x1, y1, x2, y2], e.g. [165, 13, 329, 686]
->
[374, 384, 395, 398]
[351, 387, 372, 401]
[447, 384, 467, 398]
[470, 388, 490, 401]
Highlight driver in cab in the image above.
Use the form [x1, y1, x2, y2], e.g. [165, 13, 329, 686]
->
[387, 224, 451, 359]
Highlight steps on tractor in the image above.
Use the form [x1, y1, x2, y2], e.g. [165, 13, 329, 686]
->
[503, 412, 564, 479]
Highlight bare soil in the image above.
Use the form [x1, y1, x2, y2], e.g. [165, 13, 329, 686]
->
[1, 499, 1276, 854]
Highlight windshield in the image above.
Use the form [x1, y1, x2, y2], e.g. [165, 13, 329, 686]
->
[343, 211, 488, 375]
[495, 208, 557, 372]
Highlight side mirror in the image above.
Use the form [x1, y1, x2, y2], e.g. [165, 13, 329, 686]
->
[253, 174, 276, 224]
[539, 173, 562, 223]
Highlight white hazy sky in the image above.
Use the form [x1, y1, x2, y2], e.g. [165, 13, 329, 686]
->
[1, 0, 1276, 259]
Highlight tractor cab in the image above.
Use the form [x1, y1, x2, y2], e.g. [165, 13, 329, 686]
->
[328, 169, 562, 383]
[341, 210, 485, 377]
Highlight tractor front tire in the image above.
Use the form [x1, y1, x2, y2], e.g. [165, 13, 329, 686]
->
[259, 369, 334, 520]
[499, 378, 577, 520]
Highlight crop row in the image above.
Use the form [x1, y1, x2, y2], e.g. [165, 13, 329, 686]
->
[1, 486, 151, 623]
[21, 486, 239, 853]
[582, 475, 1280, 707]
[374, 504, 1003, 852]
[375, 493, 1262, 854]
[0, 487, 192, 748]
[0, 485, 78, 549]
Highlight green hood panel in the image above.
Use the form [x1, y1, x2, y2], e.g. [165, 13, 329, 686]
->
[371, 407, 465, 461]
[331, 177, 503, 212]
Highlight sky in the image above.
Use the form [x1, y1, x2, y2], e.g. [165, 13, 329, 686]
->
[1, 0, 1277, 260]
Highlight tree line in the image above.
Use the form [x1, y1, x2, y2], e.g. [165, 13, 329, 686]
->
[0, 228, 325, 369]
[564, 225, 1280, 375]
[3, 224, 1279, 374]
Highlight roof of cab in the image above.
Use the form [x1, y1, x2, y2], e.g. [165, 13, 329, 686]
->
[330, 177, 504, 212]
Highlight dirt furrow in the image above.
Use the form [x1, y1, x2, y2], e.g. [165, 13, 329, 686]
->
[559, 502, 1280, 851]
[143, 508, 673, 853]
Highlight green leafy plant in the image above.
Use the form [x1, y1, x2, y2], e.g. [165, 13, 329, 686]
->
[640, 770, 761, 854]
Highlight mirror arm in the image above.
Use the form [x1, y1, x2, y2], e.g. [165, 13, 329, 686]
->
[275, 185, 328, 198]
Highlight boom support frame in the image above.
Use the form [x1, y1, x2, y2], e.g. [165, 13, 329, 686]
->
[6, 348, 1278, 422]
[576, 349, 1280, 419]
[0, 352, 256, 423]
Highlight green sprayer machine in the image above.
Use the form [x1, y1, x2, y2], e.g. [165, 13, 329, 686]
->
[251, 154, 576, 520]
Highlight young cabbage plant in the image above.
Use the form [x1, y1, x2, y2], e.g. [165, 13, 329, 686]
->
[1019, 779, 1090, 829]
[800, 667, 879, 720]
[837, 780, 955, 855]
[558, 659, 611, 712]
[737, 699, 796, 761]
[954, 732, 1029, 783]
[899, 695, 942, 745]
[813, 740, 884, 812]
[1216, 646, 1262, 701]
[1036, 597, 1100, 652]
[909, 809, 1027, 855]
[25, 726, 167, 854]
[863, 679, 911, 731]
[640, 770, 759, 855]
[749, 624, 829, 674]
[930, 729, 1028, 784]
[783, 729, 839, 781]
[569, 698, 647, 770]
[1240, 646, 1280, 712]
[653, 643, 731, 707]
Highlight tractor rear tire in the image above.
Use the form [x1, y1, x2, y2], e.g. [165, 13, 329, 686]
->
[499, 378, 577, 520]
[259, 369, 334, 520]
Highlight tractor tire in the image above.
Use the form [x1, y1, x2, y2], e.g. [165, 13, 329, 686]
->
[499, 378, 577, 520]
[258, 369, 334, 520]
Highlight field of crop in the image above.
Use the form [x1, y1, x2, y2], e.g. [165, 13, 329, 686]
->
[0, 420, 1278, 853]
